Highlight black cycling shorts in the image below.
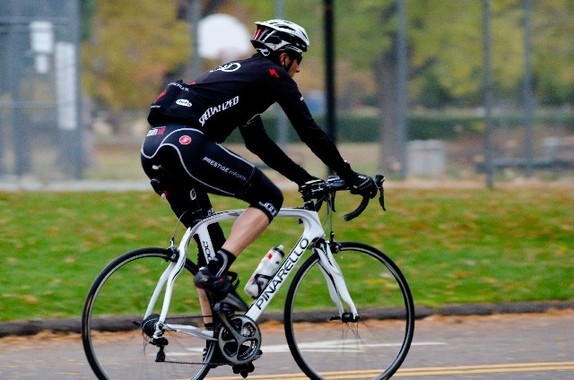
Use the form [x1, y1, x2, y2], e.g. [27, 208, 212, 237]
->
[141, 125, 283, 223]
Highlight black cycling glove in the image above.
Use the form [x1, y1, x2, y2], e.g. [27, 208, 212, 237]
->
[335, 162, 378, 199]
[349, 173, 378, 199]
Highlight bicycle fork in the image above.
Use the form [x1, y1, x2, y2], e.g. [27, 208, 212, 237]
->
[315, 240, 359, 322]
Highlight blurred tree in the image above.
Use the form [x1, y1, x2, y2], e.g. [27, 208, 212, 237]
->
[532, 0, 574, 104]
[337, 0, 574, 104]
[333, 0, 573, 172]
[82, 0, 189, 131]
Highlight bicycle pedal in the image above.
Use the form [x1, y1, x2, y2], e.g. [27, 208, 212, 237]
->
[232, 361, 255, 378]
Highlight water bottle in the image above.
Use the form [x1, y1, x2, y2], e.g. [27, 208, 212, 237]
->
[244, 245, 284, 298]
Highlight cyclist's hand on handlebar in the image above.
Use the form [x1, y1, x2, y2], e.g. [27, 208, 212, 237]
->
[349, 173, 378, 199]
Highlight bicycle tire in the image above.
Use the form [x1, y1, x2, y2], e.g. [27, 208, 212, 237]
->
[284, 242, 415, 380]
[81, 247, 216, 380]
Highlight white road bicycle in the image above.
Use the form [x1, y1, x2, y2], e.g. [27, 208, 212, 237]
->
[81, 175, 415, 380]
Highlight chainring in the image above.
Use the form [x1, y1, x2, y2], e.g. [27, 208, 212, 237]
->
[217, 314, 261, 365]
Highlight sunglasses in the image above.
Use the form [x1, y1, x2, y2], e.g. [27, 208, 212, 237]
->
[289, 53, 303, 65]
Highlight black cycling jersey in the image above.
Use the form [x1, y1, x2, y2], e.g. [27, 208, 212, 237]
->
[147, 54, 355, 185]
[141, 24, 369, 274]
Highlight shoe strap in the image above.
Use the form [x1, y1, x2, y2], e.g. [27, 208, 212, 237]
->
[227, 271, 240, 289]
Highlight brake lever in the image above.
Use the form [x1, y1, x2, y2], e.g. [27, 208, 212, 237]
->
[330, 192, 336, 212]
[375, 174, 386, 211]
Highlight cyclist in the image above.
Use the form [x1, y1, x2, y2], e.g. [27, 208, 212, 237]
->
[141, 19, 377, 306]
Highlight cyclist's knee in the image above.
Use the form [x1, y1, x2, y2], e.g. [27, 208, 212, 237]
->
[240, 170, 283, 222]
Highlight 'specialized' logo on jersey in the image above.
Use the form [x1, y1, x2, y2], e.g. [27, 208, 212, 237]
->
[212, 62, 241, 73]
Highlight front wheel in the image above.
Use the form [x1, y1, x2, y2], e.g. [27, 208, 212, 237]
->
[81, 247, 214, 380]
[284, 242, 415, 380]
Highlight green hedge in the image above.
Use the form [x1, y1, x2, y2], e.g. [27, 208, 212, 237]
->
[224, 111, 574, 144]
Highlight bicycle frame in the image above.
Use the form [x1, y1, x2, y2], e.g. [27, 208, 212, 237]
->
[143, 206, 358, 341]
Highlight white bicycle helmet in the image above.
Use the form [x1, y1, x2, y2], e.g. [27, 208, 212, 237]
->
[251, 19, 310, 56]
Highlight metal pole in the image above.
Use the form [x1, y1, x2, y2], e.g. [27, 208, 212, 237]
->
[397, 0, 407, 179]
[71, 0, 83, 178]
[274, 0, 284, 17]
[55, 1, 83, 179]
[522, 0, 534, 177]
[482, 0, 494, 188]
[275, 0, 288, 148]
[324, 0, 336, 177]
[190, 0, 201, 79]
[7, 3, 30, 176]
[0, 5, 8, 174]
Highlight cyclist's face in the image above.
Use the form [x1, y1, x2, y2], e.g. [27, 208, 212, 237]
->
[288, 57, 301, 77]
[280, 53, 301, 77]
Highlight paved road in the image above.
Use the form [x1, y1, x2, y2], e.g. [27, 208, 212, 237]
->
[1, 311, 572, 379]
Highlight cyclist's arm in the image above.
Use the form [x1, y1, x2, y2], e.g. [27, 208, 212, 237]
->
[240, 116, 315, 185]
[270, 75, 356, 182]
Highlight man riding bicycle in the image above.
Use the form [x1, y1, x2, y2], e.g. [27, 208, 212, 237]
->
[141, 19, 377, 308]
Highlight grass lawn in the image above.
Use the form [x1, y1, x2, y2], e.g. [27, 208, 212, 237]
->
[0, 185, 572, 321]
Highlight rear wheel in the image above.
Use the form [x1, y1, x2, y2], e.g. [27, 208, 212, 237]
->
[284, 242, 415, 380]
[81, 247, 214, 380]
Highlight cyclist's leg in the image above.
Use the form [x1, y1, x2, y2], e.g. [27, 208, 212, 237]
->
[160, 183, 233, 319]
[179, 134, 282, 260]
[222, 203, 269, 255]
[142, 126, 228, 316]
[222, 168, 283, 254]
[192, 168, 283, 298]
[142, 125, 228, 259]
[142, 126, 283, 294]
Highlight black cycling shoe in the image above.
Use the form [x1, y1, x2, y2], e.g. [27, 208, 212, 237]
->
[194, 267, 231, 301]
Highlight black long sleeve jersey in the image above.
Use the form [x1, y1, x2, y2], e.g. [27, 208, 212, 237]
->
[147, 54, 354, 185]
